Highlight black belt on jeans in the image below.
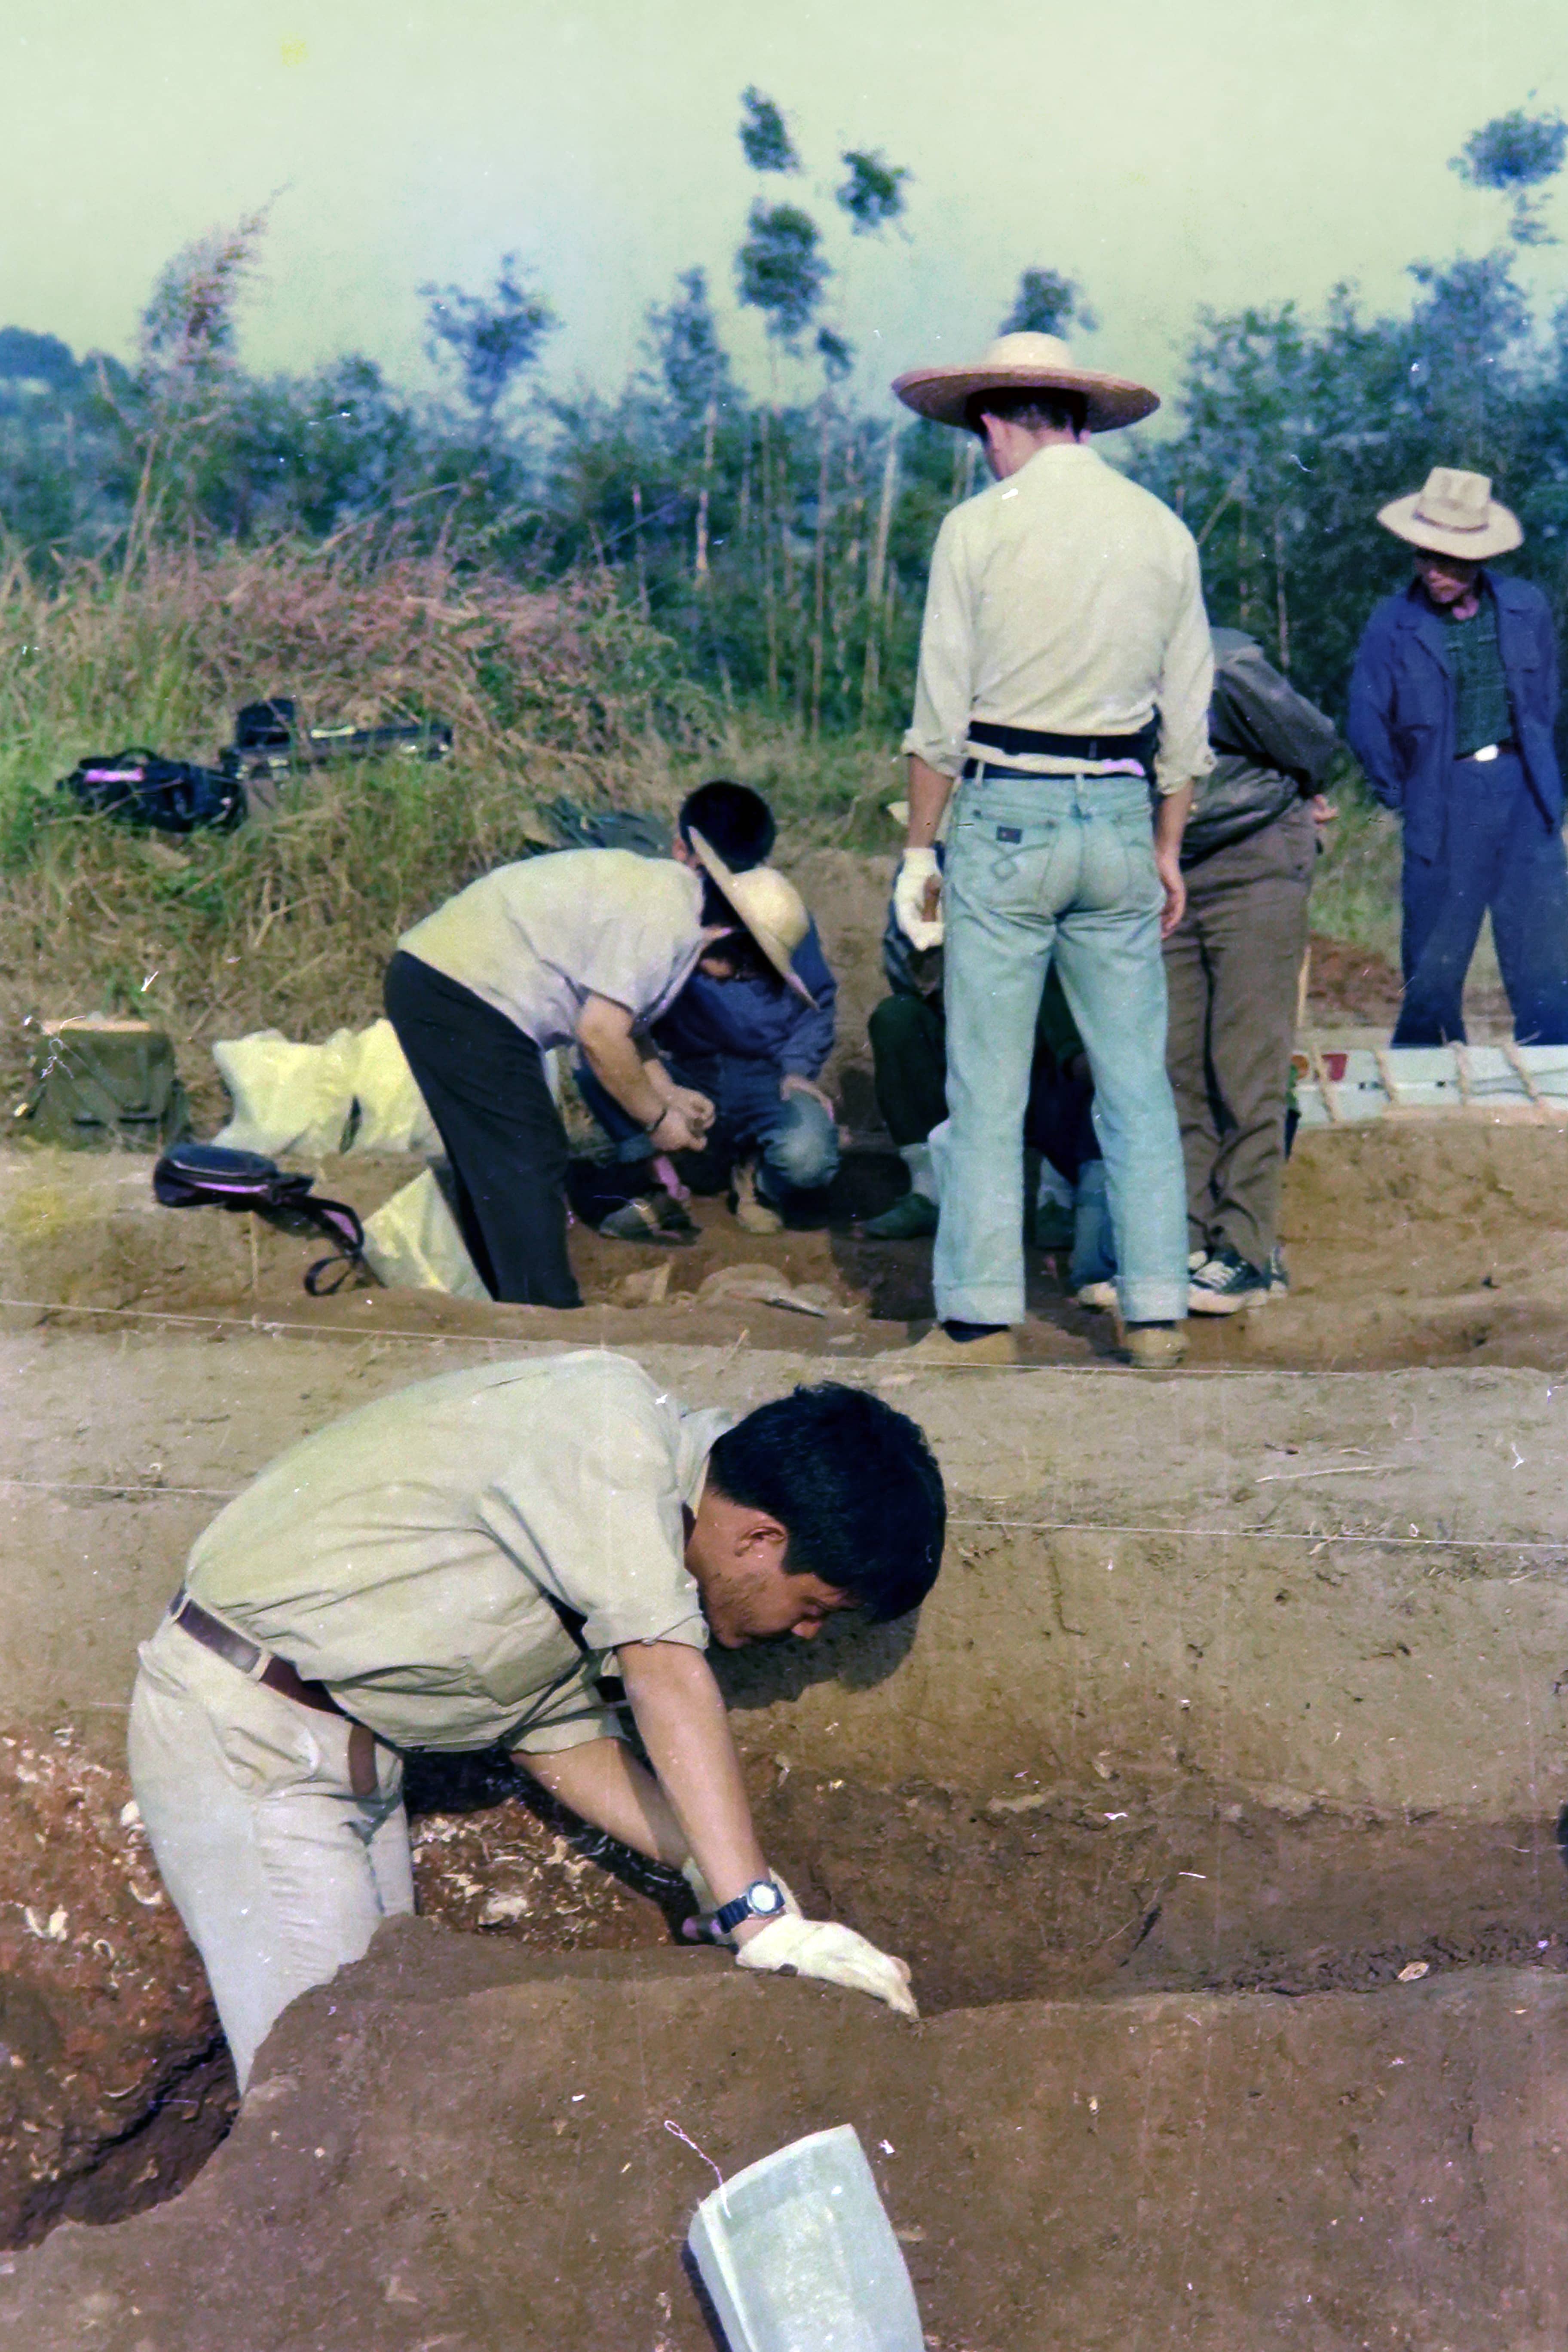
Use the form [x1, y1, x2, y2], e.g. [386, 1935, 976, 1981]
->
[967, 716, 1160, 774]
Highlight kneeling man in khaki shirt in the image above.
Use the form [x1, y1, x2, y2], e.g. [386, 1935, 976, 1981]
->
[129, 1351, 945, 2088]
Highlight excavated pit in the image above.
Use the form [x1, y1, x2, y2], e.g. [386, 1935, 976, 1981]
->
[3, 1303, 1568, 2341]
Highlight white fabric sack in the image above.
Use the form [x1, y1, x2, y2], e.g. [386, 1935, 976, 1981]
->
[347, 1019, 440, 1155]
[361, 1170, 487, 1299]
[211, 1028, 360, 1158]
[212, 1021, 438, 1159]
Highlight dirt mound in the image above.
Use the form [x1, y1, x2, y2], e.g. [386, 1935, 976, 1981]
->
[3, 1920, 1565, 2349]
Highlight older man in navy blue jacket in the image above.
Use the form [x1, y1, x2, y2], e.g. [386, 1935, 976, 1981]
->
[1347, 467, 1568, 1046]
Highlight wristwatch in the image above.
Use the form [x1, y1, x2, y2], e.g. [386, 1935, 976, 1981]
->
[709, 1877, 787, 1937]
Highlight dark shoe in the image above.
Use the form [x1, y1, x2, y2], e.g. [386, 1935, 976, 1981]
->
[864, 1191, 940, 1240]
[1267, 1245, 1289, 1297]
[1188, 1246, 1271, 1315]
[599, 1191, 697, 1245]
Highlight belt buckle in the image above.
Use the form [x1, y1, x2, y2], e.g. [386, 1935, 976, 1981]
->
[1472, 743, 1500, 764]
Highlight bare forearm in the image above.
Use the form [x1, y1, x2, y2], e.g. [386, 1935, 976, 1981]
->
[616, 1641, 768, 1914]
[576, 1003, 663, 1126]
[906, 754, 956, 850]
[514, 1736, 688, 1864]
[1153, 782, 1194, 857]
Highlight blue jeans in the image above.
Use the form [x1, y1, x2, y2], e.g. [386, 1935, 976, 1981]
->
[935, 771, 1188, 1326]
[576, 1055, 839, 1204]
[1396, 753, 1568, 1046]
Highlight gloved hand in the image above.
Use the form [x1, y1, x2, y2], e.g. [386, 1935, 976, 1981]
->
[893, 846, 943, 951]
[735, 1915, 919, 2019]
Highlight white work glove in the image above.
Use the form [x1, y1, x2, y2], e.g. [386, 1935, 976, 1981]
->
[735, 1915, 919, 2020]
[893, 845, 943, 951]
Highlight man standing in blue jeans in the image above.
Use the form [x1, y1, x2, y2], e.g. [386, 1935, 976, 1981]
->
[1347, 467, 1568, 1048]
[889, 331, 1213, 1368]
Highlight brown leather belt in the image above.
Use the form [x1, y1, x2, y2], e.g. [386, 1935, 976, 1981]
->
[170, 1590, 379, 1797]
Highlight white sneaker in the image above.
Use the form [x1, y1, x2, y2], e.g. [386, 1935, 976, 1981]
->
[1188, 1247, 1271, 1315]
[1075, 1280, 1118, 1311]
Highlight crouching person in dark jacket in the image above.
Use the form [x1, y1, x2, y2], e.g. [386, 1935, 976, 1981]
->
[579, 864, 839, 1238]
[1347, 467, 1568, 1049]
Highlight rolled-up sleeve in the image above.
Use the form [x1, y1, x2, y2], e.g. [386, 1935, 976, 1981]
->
[1154, 537, 1216, 796]
[902, 510, 977, 777]
[481, 1403, 709, 1659]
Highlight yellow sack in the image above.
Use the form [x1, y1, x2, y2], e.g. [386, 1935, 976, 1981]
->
[347, 1020, 440, 1155]
[212, 1028, 360, 1158]
[361, 1169, 487, 1299]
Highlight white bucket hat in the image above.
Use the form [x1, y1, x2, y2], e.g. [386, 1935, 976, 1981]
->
[685, 828, 816, 1005]
[1376, 467, 1522, 561]
[891, 331, 1159, 434]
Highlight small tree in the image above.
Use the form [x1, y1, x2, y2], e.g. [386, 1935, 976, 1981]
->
[421, 255, 557, 435]
[738, 86, 800, 174]
[1451, 106, 1568, 245]
[1000, 268, 1098, 338]
[836, 150, 910, 235]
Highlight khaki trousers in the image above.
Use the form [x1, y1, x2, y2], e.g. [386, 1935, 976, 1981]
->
[1163, 803, 1314, 1270]
[129, 1614, 412, 2092]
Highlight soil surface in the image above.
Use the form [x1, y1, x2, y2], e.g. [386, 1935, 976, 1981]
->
[3, 900, 1568, 2341]
[3, 1923, 1566, 2351]
[6, 1110, 1568, 1372]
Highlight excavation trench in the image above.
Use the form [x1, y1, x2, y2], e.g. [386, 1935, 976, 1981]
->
[6, 1731, 1565, 2251]
[5, 1328, 1568, 2342]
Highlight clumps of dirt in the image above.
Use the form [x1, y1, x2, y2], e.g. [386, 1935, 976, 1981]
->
[0, 1727, 230, 2247]
[0, 1735, 694, 2250]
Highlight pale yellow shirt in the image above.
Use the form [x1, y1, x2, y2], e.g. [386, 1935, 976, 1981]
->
[903, 443, 1215, 796]
[399, 848, 707, 1045]
[184, 1352, 731, 1755]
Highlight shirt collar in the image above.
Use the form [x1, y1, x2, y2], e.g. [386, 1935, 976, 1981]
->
[676, 1405, 733, 1514]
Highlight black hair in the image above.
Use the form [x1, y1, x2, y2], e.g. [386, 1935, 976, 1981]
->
[680, 779, 777, 870]
[707, 1383, 946, 1620]
[965, 386, 1088, 438]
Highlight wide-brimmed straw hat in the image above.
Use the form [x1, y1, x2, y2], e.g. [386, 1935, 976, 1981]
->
[891, 331, 1159, 433]
[686, 828, 816, 1004]
[1376, 467, 1522, 561]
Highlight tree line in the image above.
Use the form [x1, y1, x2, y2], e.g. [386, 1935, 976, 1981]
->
[1, 96, 1565, 739]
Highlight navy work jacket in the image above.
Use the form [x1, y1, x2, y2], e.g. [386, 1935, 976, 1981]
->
[1346, 573, 1563, 864]
[651, 917, 836, 1078]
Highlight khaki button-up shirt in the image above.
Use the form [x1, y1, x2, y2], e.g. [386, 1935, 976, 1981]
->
[184, 1352, 731, 1755]
[399, 848, 707, 1047]
[903, 443, 1215, 797]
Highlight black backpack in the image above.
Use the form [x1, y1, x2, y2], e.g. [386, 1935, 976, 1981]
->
[58, 747, 245, 835]
[152, 1143, 369, 1296]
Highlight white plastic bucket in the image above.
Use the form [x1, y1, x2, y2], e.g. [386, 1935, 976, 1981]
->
[686, 2124, 923, 2352]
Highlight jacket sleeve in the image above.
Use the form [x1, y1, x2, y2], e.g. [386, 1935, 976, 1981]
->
[1345, 612, 1405, 810]
[1213, 645, 1339, 789]
[780, 920, 837, 1077]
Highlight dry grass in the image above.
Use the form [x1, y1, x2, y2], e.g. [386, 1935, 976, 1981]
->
[0, 538, 720, 1117]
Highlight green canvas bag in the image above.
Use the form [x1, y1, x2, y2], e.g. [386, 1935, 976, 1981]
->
[18, 1019, 191, 1151]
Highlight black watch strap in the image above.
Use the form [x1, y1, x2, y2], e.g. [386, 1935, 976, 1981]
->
[710, 1877, 786, 1937]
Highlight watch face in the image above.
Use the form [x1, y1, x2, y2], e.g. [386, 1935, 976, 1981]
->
[749, 1878, 784, 1917]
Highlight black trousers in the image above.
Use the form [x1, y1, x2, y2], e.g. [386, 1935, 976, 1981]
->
[383, 951, 580, 1308]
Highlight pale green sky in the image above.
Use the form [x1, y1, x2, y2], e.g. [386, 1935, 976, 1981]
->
[3, 0, 1564, 413]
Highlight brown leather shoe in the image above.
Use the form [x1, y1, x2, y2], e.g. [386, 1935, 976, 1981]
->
[730, 1157, 784, 1236]
[898, 1324, 1020, 1367]
[1118, 1321, 1187, 1370]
